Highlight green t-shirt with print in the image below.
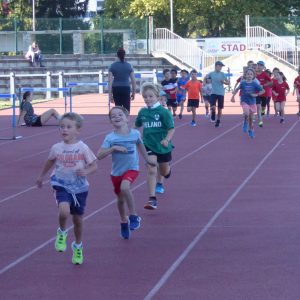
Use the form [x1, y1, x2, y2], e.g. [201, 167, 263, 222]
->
[135, 105, 174, 154]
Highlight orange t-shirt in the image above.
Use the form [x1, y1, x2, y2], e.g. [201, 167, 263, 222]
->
[185, 80, 202, 100]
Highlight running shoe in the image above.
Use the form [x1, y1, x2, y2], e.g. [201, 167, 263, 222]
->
[248, 130, 255, 139]
[144, 199, 157, 210]
[190, 120, 196, 127]
[280, 118, 284, 124]
[120, 222, 130, 239]
[55, 229, 67, 252]
[155, 183, 165, 194]
[205, 111, 210, 118]
[242, 121, 248, 132]
[129, 215, 141, 231]
[178, 114, 182, 119]
[215, 120, 220, 128]
[258, 121, 263, 127]
[71, 242, 83, 265]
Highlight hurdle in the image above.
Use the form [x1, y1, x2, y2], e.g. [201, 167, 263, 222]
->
[0, 93, 22, 140]
[18, 87, 69, 112]
[66, 82, 108, 112]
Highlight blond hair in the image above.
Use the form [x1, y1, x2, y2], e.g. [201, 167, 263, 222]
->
[108, 106, 129, 119]
[60, 112, 84, 128]
[141, 82, 161, 98]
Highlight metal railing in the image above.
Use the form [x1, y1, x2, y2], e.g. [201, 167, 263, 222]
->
[151, 28, 215, 71]
[245, 16, 300, 69]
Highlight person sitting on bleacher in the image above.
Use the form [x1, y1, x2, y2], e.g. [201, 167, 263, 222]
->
[25, 41, 45, 67]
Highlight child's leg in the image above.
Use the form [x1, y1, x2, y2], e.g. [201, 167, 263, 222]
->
[58, 202, 70, 231]
[217, 107, 222, 120]
[249, 112, 254, 130]
[40, 109, 60, 124]
[257, 103, 262, 122]
[72, 214, 83, 244]
[275, 102, 280, 116]
[192, 107, 196, 121]
[205, 101, 209, 114]
[147, 156, 158, 198]
[159, 162, 171, 178]
[179, 101, 184, 116]
[119, 180, 137, 219]
[280, 102, 285, 119]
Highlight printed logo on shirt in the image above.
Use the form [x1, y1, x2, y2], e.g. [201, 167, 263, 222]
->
[154, 114, 160, 121]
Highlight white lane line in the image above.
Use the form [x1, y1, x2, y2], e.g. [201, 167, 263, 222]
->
[143, 120, 299, 300]
[0, 122, 239, 275]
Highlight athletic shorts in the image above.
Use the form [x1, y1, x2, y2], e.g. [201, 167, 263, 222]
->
[31, 116, 42, 127]
[176, 94, 185, 104]
[187, 99, 199, 108]
[111, 170, 139, 195]
[112, 86, 131, 112]
[210, 94, 224, 109]
[256, 96, 267, 107]
[53, 186, 88, 215]
[241, 102, 257, 114]
[145, 146, 172, 163]
[203, 95, 211, 102]
[167, 99, 178, 108]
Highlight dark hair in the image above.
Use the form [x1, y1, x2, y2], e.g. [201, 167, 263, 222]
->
[117, 48, 126, 62]
[171, 68, 177, 73]
[278, 71, 287, 81]
[265, 69, 272, 76]
[190, 69, 197, 74]
[163, 68, 170, 75]
[20, 91, 31, 110]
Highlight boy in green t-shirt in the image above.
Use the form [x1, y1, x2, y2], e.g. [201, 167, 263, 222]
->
[135, 83, 175, 209]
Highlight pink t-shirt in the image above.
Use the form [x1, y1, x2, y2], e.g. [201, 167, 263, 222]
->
[49, 140, 96, 193]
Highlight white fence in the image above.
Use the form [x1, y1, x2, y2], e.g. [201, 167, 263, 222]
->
[151, 28, 216, 71]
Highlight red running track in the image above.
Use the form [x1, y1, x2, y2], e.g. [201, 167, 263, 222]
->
[1, 95, 300, 299]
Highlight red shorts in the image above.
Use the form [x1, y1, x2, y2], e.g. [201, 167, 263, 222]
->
[111, 170, 139, 195]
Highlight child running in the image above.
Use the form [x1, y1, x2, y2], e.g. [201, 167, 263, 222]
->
[161, 68, 178, 117]
[97, 106, 154, 239]
[176, 69, 189, 119]
[185, 69, 203, 126]
[202, 75, 213, 117]
[231, 68, 264, 138]
[293, 67, 300, 116]
[272, 71, 290, 123]
[135, 83, 175, 210]
[36, 112, 97, 265]
[17, 91, 60, 127]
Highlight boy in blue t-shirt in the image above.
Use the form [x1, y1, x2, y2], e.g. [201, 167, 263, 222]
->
[97, 106, 154, 239]
[176, 69, 189, 119]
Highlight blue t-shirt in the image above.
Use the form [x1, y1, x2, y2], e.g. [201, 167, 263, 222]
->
[239, 80, 262, 105]
[176, 77, 189, 102]
[208, 71, 227, 96]
[101, 129, 142, 176]
[109, 61, 133, 87]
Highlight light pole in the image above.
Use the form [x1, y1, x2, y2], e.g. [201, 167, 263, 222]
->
[170, 0, 173, 32]
[32, 0, 36, 31]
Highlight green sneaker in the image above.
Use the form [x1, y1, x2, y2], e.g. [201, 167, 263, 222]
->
[72, 242, 83, 265]
[55, 229, 67, 252]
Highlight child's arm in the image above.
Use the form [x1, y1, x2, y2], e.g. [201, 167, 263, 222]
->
[76, 160, 97, 176]
[230, 84, 240, 102]
[160, 128, 175, 148]
[137, 143, 156, 167]
[36, 159, 56, 188]
[97, 146, 127, 160]
[17, 110, 26, 126]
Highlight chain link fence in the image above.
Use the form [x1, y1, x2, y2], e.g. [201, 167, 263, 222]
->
[0, 17, 150, 55]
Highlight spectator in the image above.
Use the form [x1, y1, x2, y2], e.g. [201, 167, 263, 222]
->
[108, 48, 136, 113]
[25, 41, 45, 67]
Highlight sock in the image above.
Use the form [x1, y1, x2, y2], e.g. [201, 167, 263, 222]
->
[149, 196, 157, 200]
[164, 169, 171, 179]
[58, 228, 67, 235]
[74, 242, 82, 249]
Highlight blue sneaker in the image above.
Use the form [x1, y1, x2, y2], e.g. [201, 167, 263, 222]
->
[248, 130, 255, 139]
[155, 183, 165, 194]
[120, 222, 130, 239]
[190, 120, 196, 126]
[242, 121, 248, 132]
[129, 215, 141, 230]
[144, 199, 157, 210]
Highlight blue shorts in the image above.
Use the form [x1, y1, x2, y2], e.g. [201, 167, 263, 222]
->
[53, 186, 88, 215]
[176, 94, 185, 104]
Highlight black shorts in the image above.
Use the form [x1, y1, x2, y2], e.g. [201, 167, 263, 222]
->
[112, 86, 131, 112]
[31, 116, 42, 127]
[256, 96, 267, 107]
[145, 146, 172, 163]
[187, 99, 199, 108]
[210, 94, 224, 109]
[166, 99, 178, 108]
